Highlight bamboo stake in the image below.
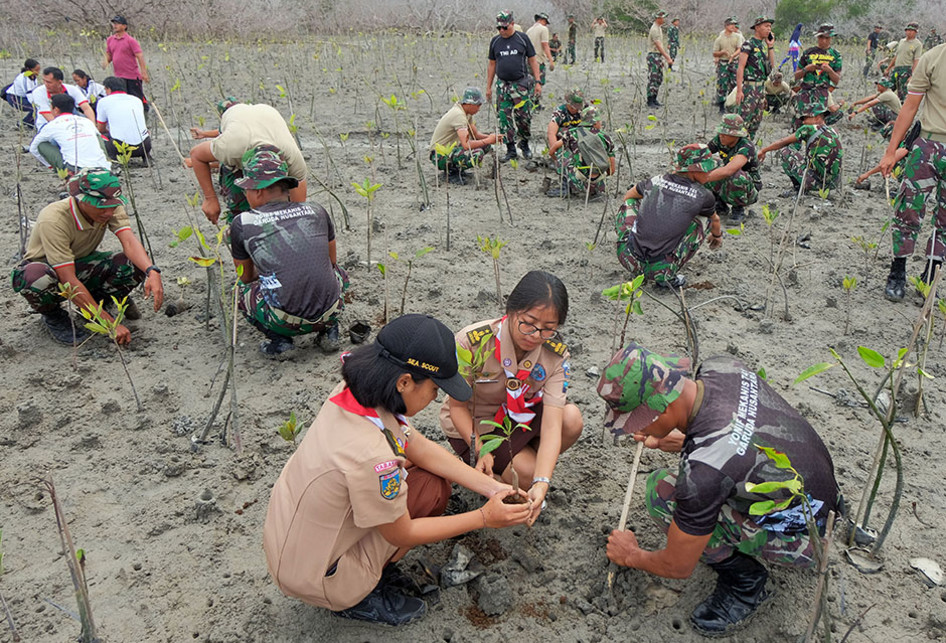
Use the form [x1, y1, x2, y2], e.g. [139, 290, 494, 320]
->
[607, 441, 645, 589]
[804, 510, 837, 643]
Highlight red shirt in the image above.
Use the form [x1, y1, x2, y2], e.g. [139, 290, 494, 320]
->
[106, 33, 143, 79]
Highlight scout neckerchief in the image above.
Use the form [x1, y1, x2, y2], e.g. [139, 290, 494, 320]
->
[329, 387, 409, 458]
[492, 316, 543, 427]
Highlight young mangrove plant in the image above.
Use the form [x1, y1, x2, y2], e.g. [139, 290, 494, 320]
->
[457, 331, 496, 468]
[277, 411, 302, 444]
[80, 297, 142, 412]
[602, 275, 645, 351]
[352, 178, 382, 265]
[842, 276, 857, 335]
[479, 415, 531, 499]
[477, 235, 508, 306]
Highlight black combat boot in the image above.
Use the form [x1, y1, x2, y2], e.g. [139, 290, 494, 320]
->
[884, 257, 907, 301]
[518, 139, 533, 159]
[729, 205, 747, 224]
[41, 308, 90, 345]
[920, 258, 942, 285]
[690, 553, 770, 637]
[647, 94, 662, 108]
[502, 141, 518, 162]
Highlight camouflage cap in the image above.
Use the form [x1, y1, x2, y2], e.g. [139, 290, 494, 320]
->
[676, 144, 719, 173]
[234, 145, 299, 191]
[216, 96, 239, 115]
[566, 88, 585, 105]
[596, 343, 691, 437]
[770, 70, 784, 82]
[876, 78, 895, 90]
[724, 17, 738, 25]
[534, 12, 549, 23]
[67, 168, 125, 208]
[815, 23, 837, 37]
[461, 86, 485, 105]
[905, 22, 919, 31]
[873, 24, 883, 29]
[716, 113, 749, 138]
[751, 15, 774, 28]
[798, 92, 829, 117]
[496, 11, 513, 26]
[580, 105, 599, 124]
[654, 10, 668, 19]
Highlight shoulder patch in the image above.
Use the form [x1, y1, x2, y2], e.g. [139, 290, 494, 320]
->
[543, 338, 567, 356]
[379, 468, 401, 500]
[467, 324, 493, 347]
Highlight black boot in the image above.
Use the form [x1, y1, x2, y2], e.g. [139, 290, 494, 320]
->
[318, 322, 341, 353]
[884, 257, 907, 301]
[41, 308, 90, 345]
[920, 258, 943, 285]
[546, 177, 570, 198]
[518, 139, 532, 160]
[718, 102, 726, 114]
[334, 577, 427, 626]
[729, 206, 747, 224]
[647, 94, 662, 108]
[502, 142, 518, 162]
[690, 553, 770, 637]
[259, 328, 295, 357]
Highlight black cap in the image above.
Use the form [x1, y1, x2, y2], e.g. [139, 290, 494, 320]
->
[377, 314, 472, 402]
[111, 15, 128, 24]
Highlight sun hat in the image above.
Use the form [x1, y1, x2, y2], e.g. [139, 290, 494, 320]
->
[717, 113, 749, 138]
[676, 144, 719, 173]
[461, 87, 485, 105]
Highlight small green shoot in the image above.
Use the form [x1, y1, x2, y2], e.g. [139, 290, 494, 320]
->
[277, 412, 301, 444]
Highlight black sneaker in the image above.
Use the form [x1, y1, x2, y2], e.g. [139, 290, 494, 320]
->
[42, 309, 90, 345]
[380, 563, 423, 596]
[335, 581, 427, 626]
[519, 140, 533, 160]
[655, 274, 686, 290]
[319, 323, 341, 353]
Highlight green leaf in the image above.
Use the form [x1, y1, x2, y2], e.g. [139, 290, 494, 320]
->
[793, 362, 834, 385]
[479, 439, 504, 457]
[415, 246, 434, 258]
[917, 367, 934, 379]
[857, 346, 885, 368]
[749, 499, 776, 515]
[746, 479, 801, 494]
[84, 322, 108, 334]
[757, 367, 767, 380]
[456, 343, 473, 367]
[377, 263, 386, 276]
[756, 445, 792, 469]
[189, 256, 217, 267]
[479, 420, 505, 431]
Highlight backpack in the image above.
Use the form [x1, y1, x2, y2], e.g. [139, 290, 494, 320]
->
[574, 128, 610, 175]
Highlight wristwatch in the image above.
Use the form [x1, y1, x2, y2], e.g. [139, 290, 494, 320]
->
[145, 265, 162, 277]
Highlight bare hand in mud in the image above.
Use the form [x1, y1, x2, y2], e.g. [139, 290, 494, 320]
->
[482, 489, 531, 527]
[634, 429, 684, 452]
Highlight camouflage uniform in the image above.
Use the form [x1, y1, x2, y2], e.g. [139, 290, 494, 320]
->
[705, 125, 761, 209]
[219, 164, 251, 223]
[238, 266, 348, 337]
[495, 79, 533, 143]
[795, 36, 842, 121]
[889, 66, 913, 100]
[556, 120, 614, 197]
[646, 53, 665, 100]
[891, 137, 946, 259]
[925, 31, 943, 50]
[616, 204, 705, 284]
[567, 20, 577, 64]
[12, 251, 142, 313]
[429, 147, 487, 172]
[732, 35, 771, 139]
[779, 124, 843, 192]
[716, 59, 739, 106]
[667, 24, 680, 61]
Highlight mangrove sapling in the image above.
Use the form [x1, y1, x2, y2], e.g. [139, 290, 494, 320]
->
[479, 416, 532, 500]
[761, 203, 780, 266]
[165, 276, 193, 317]
[352, 178, 382, 265]
[602, 276, 646, 353]
[842, 277, 857, 335]
[81, 297, 142, 412]
[42, 478, 99, 643]
[58, 283, 84, 367]
[477, 235, 508, 306]
[277, 411, 302, 445]
[392, 247, 434, 316]
[433, 142, 457, 250]
[380, 94, 405, 169]
[851, 236, 878, 286]
[456, 331, 495, 468]
[938, 298, 946, 351]
[376, 260, 390, 324]
[114, 141, 155, 263]
[405, 123, 431, 209]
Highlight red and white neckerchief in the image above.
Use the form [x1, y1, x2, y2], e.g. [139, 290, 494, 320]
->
[493, 316, 543, 428]
[329, 387, 409, 457]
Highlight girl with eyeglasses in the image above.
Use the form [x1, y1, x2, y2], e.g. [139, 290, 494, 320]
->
[440, 270, 584, 526]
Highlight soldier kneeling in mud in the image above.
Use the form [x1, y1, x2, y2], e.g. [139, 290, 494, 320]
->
[597, 343, 840, 638]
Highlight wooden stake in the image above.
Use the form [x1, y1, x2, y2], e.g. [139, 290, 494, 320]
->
[804, 510, 836, 643]
[607, 441, 645, 589]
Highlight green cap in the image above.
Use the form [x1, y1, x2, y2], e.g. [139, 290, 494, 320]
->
[905, 22, 919, 31]
[216, 96, 239, 115]
[816, 23, 837, 37]
[496, 11, 513, 26]
[716, 113, 749, 138]
[461, 86, 485, 105]
[752, 15, 774, 28]
[676, 144, 719, 173]
[566, 88, 585, 105]
[877, 78, 894, 89]
[234, 145, 299, 190]
[68, 169, 126, 207]
[534, 12, 549, 23]
[654, 10, 668, 19]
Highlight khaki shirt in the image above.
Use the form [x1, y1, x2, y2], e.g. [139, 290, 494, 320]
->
[765, 80, 792, 96]
[908, 44, 946, 135]
[649, 23, 665, 53]
[440, 318, 570, 440]
[25, 198, 132, 267]
[263, 382, 411, 610]
[893, 37, 923, 68]
[526, 22, 550, 64]
[429, 103, 473, 151]
[714, 31, 744, 59]
[592, 22, 607, 38]
[875, 88, 902, 112]
[210, 103, 307, 180]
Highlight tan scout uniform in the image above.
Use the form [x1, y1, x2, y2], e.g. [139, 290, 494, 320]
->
[263, 383, 413, 611]
[894, 38, 924, 68]
[210, 103, 307, 180]
[440, 318, 570, 468]
[25, 198, 132, 267]
[526, 22, 550, 65]
[876, 88, 903, 112]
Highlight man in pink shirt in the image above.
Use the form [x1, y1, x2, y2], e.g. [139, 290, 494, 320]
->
[103, 15, 150, 112]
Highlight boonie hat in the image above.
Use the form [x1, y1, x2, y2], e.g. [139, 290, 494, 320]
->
[597, 343, 691, 436]
[752, 15, 774, 28]
[800, 94, 829, 117]
[566, 88, 585, 105]
[905, 22, 919, 31]
[724, 17, 738, 26]
[816, 23, 837, 37]
[110, 15, 128, 24]
[876, 78, 894, 89]
[534, 12, 549, 23]
[676, 144, 719, 173]
[234, 145, 299, 191]
[68, 169, 126, 208]
[496, 11, 513, 26]
[717, 113, 749, 138]
[377, 314, 472, 402]
[461, 87, 485, 105]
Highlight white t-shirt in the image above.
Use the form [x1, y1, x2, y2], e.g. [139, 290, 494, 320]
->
[30, 84, 89, 131]
[78, 80, 107, 103]
[9, 71, 38, 98]
[29, 113, 109, 169]
[96, 91, 149, 144]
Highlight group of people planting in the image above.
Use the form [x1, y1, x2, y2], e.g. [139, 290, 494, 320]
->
[6, 7, 946, 641]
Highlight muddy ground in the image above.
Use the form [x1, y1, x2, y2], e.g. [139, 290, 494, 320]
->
[1, 31, 945, 643]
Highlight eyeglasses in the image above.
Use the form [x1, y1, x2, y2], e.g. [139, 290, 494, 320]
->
[517, 320, 560, 340]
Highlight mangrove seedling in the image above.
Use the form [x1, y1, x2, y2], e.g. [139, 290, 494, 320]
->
[477, 235, 508, 306]
[479, 415, 532, 497]
[81, 297, 142, 412]
[380, 93, 405, 168]
[352, 178, 382, 264]
[602, 275, 646, 350]
[114, 140, 155, 263]
[377, 260, 390, 324]
[389, 246, 434, 316]
[434, 141, 458, 250]
[58, 282, 83, 366]
[842, 276, 857, 335]
[457, 331, 495, 468]
[277, 411, 302, 444]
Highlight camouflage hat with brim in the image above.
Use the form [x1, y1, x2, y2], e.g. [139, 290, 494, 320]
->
[876, 78, 895, 90]
[68, 168, 126, 207]
[725, 17, 738, 26]
[216, 96, 239, 115]
[566, 88, 585, 105]
[717, 113, 749, 138]
[580, 105, 599, 125]
[461, 86, 485, 105]
[534, 12, 549, 23]
[752, 15, 774, 28]
[597, 343, 691, 437]
[905, 22, 919, 31]
[816, 23, 837, 37]
[496, 11, 513, 26]
[676, 144, 719, 173]
[234, 145, 299, 191]
[799, 93, 829, 117]
[654, 10, 668, 19]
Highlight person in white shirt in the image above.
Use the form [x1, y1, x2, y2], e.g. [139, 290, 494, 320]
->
[30, 67, 95, 132]
[4, 58, 40, 128]
[72, 69, 107, 111]
[96, 76, 151, 161]
[30, 93, 109, 172]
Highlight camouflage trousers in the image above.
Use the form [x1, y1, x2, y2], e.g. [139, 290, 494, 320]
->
[566, 40, 576, 64]
[766, 91, 790, 113]
[890, 66, 912, 101]
[537, 63, 547, 86]
[616, 203, 706, 284]
[669, 42, 679, 61]
[238, 265, 349, 338]
[863, 49, 877, 77]
[779, 141, 842, 193]
[594, 37, 605, 62]
[219, 163, 251, 224]
[715, 60, 738, 105]
[891, 136, 946, 259]
[429, 147, 488, 172]
[706, 170, 760, 208]
[730, 83, 766, 140]
[646, 53, 665, 98]
[556, 155, 607, 197]
[869, 104, 898, 127]
[11, 251, 143, 313]
[646, 469, 817, 568]
[495, 79, 533, 142]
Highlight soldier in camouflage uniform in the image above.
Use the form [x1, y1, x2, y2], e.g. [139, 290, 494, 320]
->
[667, 18, 681, 64]
[615, 145, 722, 288]
[732, 15, 775, 140]
[880, 43, 946, 301]
[759, 96, 843, 198]
[546, 88, 586, 155]
[924, 28, 943, 51]
[885, 23, 924, 100]
[646, 11, 674, 107]
[702, 114, 761, 223]
[546, 106, 615, 198]
[566, 15, 577, 64]
[597, 344, 839, 638]
[848, 78, 901, 139]
[230, 146, 349, 356]
[713, 18, 743, 113]
[429, 87, 499, 183]
[794, 24, 842, 122]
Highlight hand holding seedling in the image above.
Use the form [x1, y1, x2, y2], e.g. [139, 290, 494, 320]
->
[527, 481, 548, 526]
[633, 428, 684, 452]
[480, 489, 532, 527]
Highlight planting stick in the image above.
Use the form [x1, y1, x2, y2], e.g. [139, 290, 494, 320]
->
[804, 510, 836, 643]
[0, 589, 20, 642]
[607, 441, 645, 590]
[14, 143, 27, 259]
